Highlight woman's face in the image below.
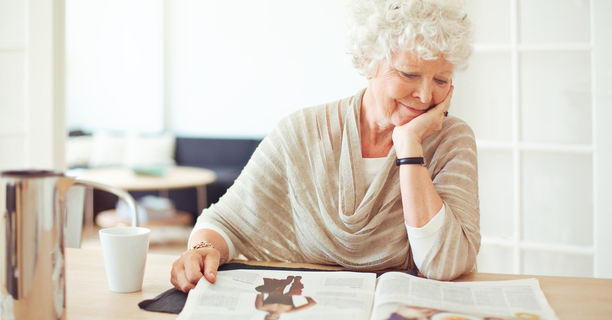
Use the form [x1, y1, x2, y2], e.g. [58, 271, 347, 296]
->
[368, 51, 454, 127]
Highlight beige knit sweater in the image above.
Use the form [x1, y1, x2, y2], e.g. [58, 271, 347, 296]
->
[196, 88, 480, 280]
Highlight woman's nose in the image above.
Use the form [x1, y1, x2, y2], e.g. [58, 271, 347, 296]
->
[412, 80, 433, 104]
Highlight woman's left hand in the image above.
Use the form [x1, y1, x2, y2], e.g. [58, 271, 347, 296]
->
[392, 85, 454, 157]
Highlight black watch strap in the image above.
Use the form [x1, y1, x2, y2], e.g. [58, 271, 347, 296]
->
[395, 157, 425, 166]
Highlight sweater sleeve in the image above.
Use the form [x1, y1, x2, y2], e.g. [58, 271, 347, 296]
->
[190, 116, 308, 263]
[406, 204, 445, 270]
[417, 117, 481, 280]
[190, 223, 240, 261]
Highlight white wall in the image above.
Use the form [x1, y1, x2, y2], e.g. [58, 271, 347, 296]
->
[66, 0, 366, 138]
[65, 0, 163, 134]
[450, 0, 612, 278]
[0, 0, 66, 172]
[592, 0, 612, 279]
[165, 0, 366, 138]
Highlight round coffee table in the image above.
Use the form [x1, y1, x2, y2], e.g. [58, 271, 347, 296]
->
[76, 166, 216, 214]
[76, 166, 216, 229]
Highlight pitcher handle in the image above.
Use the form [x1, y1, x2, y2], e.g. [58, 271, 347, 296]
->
[73, 179, 139, 227]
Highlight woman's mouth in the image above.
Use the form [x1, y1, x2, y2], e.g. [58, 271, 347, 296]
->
[400, 102, 427, 115]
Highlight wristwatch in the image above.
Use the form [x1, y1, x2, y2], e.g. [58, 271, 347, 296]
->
[395, 157, 425, 166]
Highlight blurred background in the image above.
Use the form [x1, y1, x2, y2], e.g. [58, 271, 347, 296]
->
[0, 0, 610, 278]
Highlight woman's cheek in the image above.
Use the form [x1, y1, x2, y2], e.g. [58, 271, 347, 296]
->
[433, 86, 450, 105]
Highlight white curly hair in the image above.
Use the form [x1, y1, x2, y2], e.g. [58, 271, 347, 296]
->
[346, 0, 474, 77]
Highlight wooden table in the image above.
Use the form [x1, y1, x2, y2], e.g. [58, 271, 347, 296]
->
[454, 272, 612, 320]
[66, 248, 612, 319]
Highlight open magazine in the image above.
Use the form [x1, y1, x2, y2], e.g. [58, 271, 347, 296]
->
[177, 269, 559, 320]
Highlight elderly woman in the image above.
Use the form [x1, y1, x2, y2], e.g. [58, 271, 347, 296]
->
[171, 0, 479, 292]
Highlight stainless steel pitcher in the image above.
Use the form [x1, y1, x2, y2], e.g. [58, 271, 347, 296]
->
[0, 170, 138, 320]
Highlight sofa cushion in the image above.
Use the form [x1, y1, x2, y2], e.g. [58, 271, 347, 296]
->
[174, 137, 261, 209]
[175, 137, 261, 168]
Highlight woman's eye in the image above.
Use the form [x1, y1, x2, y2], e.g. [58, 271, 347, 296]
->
[435, 79, 448, 85]
[402, 72, 418, 79]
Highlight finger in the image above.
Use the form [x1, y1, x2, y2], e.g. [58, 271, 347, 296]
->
[444, 85, 454, 105]
[173, 270, 197, 292]
[202, 250, 221, 284]
[184, 251, 206, 281]
[427, 85, 454, 115]
[171, 258, 197, 292]
[437, 85, 454, 117]
[440, 85, 454, 107]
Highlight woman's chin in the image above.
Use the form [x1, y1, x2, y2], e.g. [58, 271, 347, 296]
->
[395, 116, 416, 127]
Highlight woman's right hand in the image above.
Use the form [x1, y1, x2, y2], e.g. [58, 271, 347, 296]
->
[171, 246, 221, 292]
[392, 85, 454, 158]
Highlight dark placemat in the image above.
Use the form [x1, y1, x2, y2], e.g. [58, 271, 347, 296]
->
[138, 262, 417, 314]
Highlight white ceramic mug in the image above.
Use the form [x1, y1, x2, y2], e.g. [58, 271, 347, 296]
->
[99, 227, 150, 293]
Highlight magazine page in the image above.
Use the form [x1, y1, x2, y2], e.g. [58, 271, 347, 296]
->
[370, 272, 559, 320]
[177, 269, 377, 320]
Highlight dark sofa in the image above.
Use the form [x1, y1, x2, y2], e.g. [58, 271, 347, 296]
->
[93, 137, 262, 221]
[173, 137, 262, 213]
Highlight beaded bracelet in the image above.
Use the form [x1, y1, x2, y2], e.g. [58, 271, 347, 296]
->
[190, 241, 215, 250]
